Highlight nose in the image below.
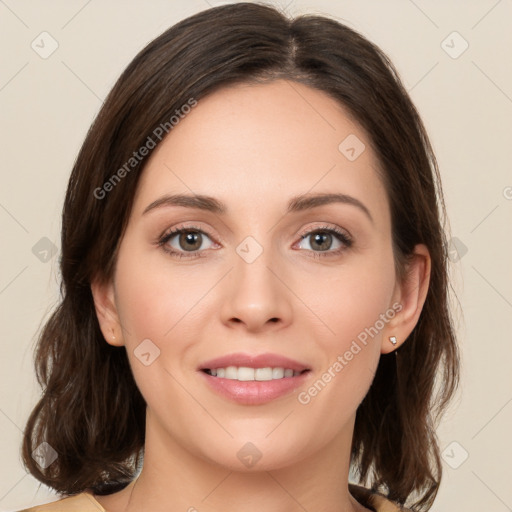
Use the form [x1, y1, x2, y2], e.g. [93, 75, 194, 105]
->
[220, 244, 293, 333]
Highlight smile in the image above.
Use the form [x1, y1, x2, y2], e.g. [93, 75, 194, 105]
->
[203, 366, 306, 381]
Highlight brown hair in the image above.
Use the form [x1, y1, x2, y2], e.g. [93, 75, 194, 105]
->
[21, 3, 459, 510]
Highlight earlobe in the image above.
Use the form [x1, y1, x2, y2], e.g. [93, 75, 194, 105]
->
[381, 244, 431, 354]
[90, 277, 124, 347]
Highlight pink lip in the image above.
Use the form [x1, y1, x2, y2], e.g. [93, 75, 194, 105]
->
[198, 370, 311, 405]
[197, 352, 311, 405]
[198, 352, 310, 373]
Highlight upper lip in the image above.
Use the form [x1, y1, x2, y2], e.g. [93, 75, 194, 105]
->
[198, 352, 310, 372]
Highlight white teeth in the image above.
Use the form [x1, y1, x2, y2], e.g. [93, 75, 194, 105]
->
[225, 366, 238, 379]
[272, 367, 284, 379]
[255, 367, 273, 381]
[238, 367, 255, 381]
[206, 366, 302, 381]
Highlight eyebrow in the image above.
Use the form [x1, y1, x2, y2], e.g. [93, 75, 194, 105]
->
[142, 192, 373, 223]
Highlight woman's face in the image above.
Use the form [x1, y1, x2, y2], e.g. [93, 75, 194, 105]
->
[94, 79, 418, 471]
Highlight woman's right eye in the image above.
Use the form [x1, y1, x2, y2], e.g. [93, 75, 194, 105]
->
[158, 226, 216, 259]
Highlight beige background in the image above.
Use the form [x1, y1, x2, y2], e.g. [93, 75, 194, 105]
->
[1, 1, 511, 511]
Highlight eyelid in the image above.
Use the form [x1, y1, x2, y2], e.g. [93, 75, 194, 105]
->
[157, 223, 219, 250]
[296, 223, 352, 241]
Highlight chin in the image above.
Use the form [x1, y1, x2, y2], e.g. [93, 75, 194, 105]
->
[195, 435, 310, 473]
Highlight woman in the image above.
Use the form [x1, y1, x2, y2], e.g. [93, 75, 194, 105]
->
[19, 3, 459, 511]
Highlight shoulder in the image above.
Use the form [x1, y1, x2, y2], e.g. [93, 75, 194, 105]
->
[16, 492, 106, 512]
[349, 484, 412, 512]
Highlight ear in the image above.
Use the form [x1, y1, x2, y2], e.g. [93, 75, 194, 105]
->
[90, 277, 124, 347]
[381, 244, 431, 354]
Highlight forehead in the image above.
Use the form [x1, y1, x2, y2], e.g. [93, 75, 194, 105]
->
[132, 79, 389, 224]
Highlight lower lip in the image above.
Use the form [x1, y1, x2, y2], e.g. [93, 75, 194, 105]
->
[198, 370, 311, 405]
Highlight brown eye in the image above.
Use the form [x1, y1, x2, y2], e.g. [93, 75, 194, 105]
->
[176, 231, 203, 252]
[158, 226, 216, 259]
[308, 231, 334, 251]
[297, 227, 352, 256]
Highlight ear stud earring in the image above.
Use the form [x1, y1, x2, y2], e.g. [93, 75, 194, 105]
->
[389, 336, 397, 345]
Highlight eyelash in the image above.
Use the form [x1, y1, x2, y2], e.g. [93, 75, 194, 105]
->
[157, 224, 353, 260]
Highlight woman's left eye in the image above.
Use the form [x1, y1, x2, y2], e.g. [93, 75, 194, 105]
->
[295, 226, 353, 258]
[158, 225, 352, 260]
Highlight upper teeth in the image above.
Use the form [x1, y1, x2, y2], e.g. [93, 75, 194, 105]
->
[207, 366, 301, 381]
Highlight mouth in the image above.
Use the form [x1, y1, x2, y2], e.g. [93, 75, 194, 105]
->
[197, 352, 312, 405]
[201, 367, 310, 380]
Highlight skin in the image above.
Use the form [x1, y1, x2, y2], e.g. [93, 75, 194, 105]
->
[91, 79, 430, 512]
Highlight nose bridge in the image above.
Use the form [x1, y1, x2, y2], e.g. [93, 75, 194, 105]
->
[233, 235, 280, 306]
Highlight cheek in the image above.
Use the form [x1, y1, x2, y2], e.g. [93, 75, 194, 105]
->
[112, 243, 217, 396]
[112, 249, 200, 408]
[296, 249, 395, 406]
[295, 274, 390, 442]
[113, 240, 208, 342]
[303, 251, 396, 348]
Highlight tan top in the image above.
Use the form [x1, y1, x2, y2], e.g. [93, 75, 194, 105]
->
[18, 484, 409, 512]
